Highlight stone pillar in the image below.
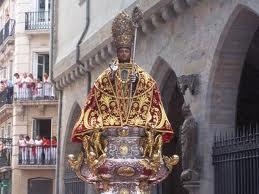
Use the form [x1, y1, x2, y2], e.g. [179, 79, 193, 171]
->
[11, 105, 27, 194]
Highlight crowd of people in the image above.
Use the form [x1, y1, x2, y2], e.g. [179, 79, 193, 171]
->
[0, 72, 54, 104]
[13, 72, 54, 100]
[18, 134, 57, 165]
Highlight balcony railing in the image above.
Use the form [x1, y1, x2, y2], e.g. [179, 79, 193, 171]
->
[14, 82, 55, 101]
[0, 19, 15, 45]
[25, 11, 50, 30]
[19, 145, 56, 165]
[0, 138, 12, 168]
[0, 88, 13, 109]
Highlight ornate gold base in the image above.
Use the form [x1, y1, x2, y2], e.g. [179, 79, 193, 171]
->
[97, 182, 151, 194]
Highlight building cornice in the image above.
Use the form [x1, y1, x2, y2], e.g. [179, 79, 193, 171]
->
[53, 0, 200, 90]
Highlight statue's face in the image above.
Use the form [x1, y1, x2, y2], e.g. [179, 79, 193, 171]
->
[117, 47, 131, 63]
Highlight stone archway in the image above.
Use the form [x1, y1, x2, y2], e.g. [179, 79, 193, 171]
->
[205, 4, 259, 194]
[151, 57, 186, 194]
[208, 5, 259, 134]
[61, 102, 94, 194]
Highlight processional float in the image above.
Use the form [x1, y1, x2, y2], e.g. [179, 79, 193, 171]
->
[68, 7, 179, 194]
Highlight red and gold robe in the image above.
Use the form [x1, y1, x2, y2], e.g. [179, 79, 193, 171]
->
[71, 64, 174, 143]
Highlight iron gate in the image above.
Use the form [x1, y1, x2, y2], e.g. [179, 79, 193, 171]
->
[212, 128, 259, 194]
[64, 166, 87, 194]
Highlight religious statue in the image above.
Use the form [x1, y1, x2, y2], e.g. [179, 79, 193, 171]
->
[68, 7, 179, 194]
[180, 103, 200, 182]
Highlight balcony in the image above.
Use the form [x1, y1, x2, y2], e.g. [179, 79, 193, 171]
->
[14, 82, 55, 102]
[0, 19, 15, 46]
[0, 88, 12, 109]
[18, 145, 56, 168]
[25, 11, 50, 31]
[0, 138, 12, 170]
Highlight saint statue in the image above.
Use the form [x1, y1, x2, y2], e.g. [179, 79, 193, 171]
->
[71, 11, 173, 144]
[69, 8, 179, 194]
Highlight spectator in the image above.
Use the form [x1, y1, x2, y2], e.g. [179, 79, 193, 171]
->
[21, 73, 28, 99]
[34, 79, 43, 99]
[51, 136, 57, 146]
[43, 73, 50, 83]
[43, 136, 51, 164]
[51, 136, 57, 164]
[35, 135, 43, 164]
[13, 73, 21, 99]
[18, 135, 26, 164]
[25, 135, 35, 164]
[25, 73, 34, 99]
[43, 73, 52, 99]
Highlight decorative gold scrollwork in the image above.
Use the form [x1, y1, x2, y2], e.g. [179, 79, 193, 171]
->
[67, 152, 84, 171]
[68, 130, 107, 174]
[140, 128, 179, 175]
[163, 155, 180, 172]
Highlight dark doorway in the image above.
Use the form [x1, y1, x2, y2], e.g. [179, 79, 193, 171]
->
[64, 103, 91, 194]
[28, 178, 53, 194]
[236, 27, 259, 131]
[160, 70, 187, 194]
[33, 119, 51, 139]
[150, 57, 187, 194]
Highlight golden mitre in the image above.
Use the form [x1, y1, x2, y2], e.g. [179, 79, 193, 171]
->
[112, 11, 134, 49]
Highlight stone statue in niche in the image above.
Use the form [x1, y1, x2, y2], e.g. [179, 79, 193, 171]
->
[180, 102, 200, 182]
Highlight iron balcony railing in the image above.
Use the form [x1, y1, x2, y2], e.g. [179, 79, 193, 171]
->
[0, 138, 12, 168]
[14, 82, 55, 101]
[0, 19, 15, 45]
[0, 88, 13, 109]
[18, 145, 56, 165]
[25, 11, 50, 30]
[212, 126, 259, 194]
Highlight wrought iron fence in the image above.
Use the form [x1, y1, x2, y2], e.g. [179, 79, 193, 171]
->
[0, 88, 12, 108]
[212, 127, 259, 194]
[0, 19, 15, 45]
[0, 138, 12, 168]
[25, 11, 50, 30]
[64, 165, 87, 194]
[18, 145, 56, 165]
[14, 82, 55, 101]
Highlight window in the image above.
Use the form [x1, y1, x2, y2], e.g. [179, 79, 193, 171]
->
[37, 0, 50, 22]
[37, 54, 49, 81]
[32, 119, 51, 139]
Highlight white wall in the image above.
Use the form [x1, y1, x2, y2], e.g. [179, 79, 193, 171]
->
[55, 0, 136, 64]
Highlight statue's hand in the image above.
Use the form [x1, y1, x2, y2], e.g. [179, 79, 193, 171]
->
[130, 73, 137, 83]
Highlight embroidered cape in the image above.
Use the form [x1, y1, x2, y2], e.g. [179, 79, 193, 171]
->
[71, 64, 174, 143]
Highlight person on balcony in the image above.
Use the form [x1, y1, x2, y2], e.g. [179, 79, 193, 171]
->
[27, 73, 35, 100]
[25, 135, 35, 164]
[18, 135, 27, 164]
[13, 73, 21, 100]
[43, 73, 52, 99]
[25, 73, 34, 100]
[42, 136, 51, 164]
[34, 79, 43, 99]
[35, 135, 43, 164]
[21, 73, 28, 100]
[51, 136, 57, 164]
